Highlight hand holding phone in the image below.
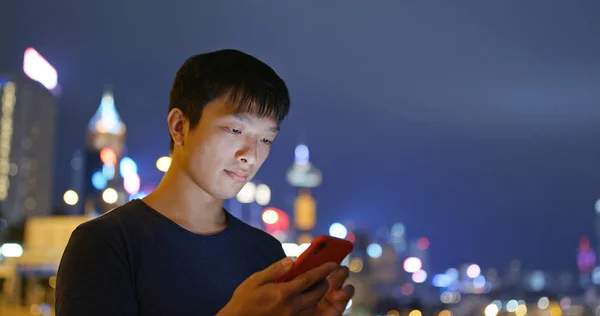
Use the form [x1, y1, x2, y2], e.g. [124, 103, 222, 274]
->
[217, 258, 338, 316]
[218, 236, 354, 316]
[278, 235, 354, 283]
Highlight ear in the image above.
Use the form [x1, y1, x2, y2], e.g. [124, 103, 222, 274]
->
[168, 108, 187, 147]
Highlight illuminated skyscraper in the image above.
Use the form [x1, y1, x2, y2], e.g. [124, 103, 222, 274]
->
[82, 89, 129, 215]
[577, 236, 596, 288]
[0, 48, 58, 237]
[286, 144, 322, 242]
[595, 199, 600, 261]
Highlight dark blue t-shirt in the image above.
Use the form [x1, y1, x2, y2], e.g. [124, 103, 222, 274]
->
[56, 199, 286, 316]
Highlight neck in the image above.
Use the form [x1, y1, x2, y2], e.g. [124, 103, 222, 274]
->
[143, 160, 227, 235]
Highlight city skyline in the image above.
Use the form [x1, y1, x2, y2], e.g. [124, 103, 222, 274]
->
[2, 0, 600, 275]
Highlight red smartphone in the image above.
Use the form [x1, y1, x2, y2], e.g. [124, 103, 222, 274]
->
[277, 235, 354, 283]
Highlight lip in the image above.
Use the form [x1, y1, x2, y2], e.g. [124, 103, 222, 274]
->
[225, 169, 249, 183]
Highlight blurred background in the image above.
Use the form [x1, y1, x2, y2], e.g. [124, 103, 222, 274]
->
[1, 0, 600, 315]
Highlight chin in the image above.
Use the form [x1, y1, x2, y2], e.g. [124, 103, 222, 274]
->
[210, 186, 243, 200]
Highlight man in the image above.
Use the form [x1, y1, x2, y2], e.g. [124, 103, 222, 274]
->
[56, 49, 354, 315]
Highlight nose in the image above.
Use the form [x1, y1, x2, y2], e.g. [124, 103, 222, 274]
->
[237, 139, 258, 165]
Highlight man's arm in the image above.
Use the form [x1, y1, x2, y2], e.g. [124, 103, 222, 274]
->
[56, 225, 138, 316]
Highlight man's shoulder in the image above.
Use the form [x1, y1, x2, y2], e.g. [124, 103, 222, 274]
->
[229, 214, 284, 258]
[73, 200, 146, 240]
[232, 216, 279, 244]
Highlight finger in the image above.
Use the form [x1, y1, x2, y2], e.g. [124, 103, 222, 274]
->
[250, 257, 294, 285]
[326, 266, 350, 290]
[294, 279, 329, 311]
[330, 284, 355, 302]
[297, 306, 318, 316]
[285, 262, 339, 294]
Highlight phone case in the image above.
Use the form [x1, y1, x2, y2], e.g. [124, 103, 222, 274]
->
[277, 235, 354, 283]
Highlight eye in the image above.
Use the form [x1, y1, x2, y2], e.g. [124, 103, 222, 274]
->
[227, 127, 241, 134]
[261, 138, 272, 145]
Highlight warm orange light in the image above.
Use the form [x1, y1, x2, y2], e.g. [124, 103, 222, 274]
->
[100, 148, 117, 167]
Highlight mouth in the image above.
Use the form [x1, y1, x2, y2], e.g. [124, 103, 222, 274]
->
[224, 169, 249, 183]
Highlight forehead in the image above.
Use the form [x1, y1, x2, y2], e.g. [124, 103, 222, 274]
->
[204, 95, 279, 129]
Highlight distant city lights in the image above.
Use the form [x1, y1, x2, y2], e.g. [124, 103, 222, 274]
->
[593, 267, 600, 284]
[473, 275, 486, 289]
[345, 231, 355, 243]
[92, 171, 108, 190]
[63, 190, 79, 206]
[294, 144, 309, 165]
[123, 174, 141, 195]
[432, 273, 453, 288]
[391, 223, 405, 237]
[236, 182, 256, 204]
[505, 300, 518, 313]
[417, 237, 430, 250]
[0, 82, 15, 201]
[102, 165, 115, 180]
[491, 300, 502, 310]
[466, 264, 481, 278]
[89, 91, 125, 135]
[484, 303, 499, 316]
[440, 291, 461, 304]
[445, 268, 459, 280]
[102, 188, 118, 204]
[530, 271, 546, 291]
[401, 283, 414, 296]
[262, 209, 279, 225]
[537, 297, 550, 309]
[329, 222, 348, 239]
[348, 258, 363, 273]
[366, 243, 383, 259]
[412, 270, 428, 283]
[156, 156, 171, 172]
[100, 148, 117, 167]
[23, 47, 58, 90]
[255, 184, 271, 206]
[403, 257, 422, 273]
[408, 310, 421, 316]
[0, 243, 23, 258]
[119, 157, 138, 178]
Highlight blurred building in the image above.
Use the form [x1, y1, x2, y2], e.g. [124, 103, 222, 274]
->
[82, 89, 128, 215]
[286, 144, 322, 242]
[66, 150, 84, 213]
[389, 223, 407, 256]
[595, 200, 600, 266]
[0, 48, 59, 241]
[1, 215, 90, 307]
[577, 236, 596, 289]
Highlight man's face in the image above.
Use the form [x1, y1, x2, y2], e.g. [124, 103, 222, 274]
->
[173, 94, 279, 200]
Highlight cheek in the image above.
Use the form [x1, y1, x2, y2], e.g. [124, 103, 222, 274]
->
[255, 146, 271, 165]
[183, 132, 221, 170]
[199, 133, 239, 166]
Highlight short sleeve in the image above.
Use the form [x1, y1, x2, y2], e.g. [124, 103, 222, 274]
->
[274, 241, 287, 260]
[55, 225, 138, 316]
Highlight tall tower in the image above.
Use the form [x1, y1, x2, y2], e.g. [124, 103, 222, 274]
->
[286, 144, 322, 243]
[82, 89, 127, 215]
[577, 236, 596, 289]
[0, 48, 58, 242]
[595, 199, 600, 260]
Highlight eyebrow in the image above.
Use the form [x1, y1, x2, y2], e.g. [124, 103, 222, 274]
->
[234, 114, 280, 132]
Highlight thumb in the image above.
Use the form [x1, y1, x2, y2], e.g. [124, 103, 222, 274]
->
[252, 257, 294, 284]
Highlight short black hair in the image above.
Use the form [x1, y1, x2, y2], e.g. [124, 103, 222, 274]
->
[168, 49, 291, 151]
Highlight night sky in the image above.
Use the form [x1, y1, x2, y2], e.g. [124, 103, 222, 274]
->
[3, 0, 600, 274]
